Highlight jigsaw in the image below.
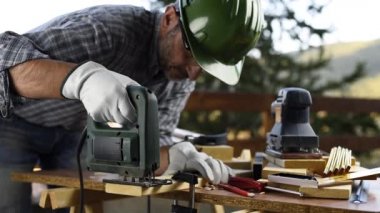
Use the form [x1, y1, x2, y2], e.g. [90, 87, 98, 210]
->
[85, 85, 171, 187]
[266, 87, 321, 159]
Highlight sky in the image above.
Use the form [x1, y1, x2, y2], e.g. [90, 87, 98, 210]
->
[1, 0, 380, 53]
[265, 0, 380, 52]
[322, 0, 380, 43]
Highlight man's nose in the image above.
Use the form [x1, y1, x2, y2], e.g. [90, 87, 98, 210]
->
[186, 65, 202, 80]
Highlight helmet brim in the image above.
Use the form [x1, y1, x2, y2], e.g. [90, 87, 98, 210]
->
[177, 0, 243, 86]
[186, 31, 244, 85]
[176, 0, 263, 85]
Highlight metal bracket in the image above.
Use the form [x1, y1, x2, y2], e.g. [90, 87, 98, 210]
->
[171, 172, 198, 213]
[103, 177, 172, 187]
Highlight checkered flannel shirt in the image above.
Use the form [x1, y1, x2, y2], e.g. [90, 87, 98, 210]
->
[0, 5, 195, 146]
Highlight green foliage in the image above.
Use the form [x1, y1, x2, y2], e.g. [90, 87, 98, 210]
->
[313, 113, 380, 136]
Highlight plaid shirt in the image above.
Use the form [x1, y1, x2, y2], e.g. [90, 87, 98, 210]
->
[0, 5, 195, 146]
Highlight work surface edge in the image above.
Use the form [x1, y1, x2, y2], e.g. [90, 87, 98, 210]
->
[11, 170, 380, 213]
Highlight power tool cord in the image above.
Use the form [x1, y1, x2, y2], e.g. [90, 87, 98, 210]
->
[77, 127, 87, 213]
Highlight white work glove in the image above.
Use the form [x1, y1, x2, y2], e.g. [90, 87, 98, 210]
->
[61, 61, 139, 125]
[164, 142, 235, 184]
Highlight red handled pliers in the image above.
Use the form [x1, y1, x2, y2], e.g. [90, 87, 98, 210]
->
[228, 176, 266, 192]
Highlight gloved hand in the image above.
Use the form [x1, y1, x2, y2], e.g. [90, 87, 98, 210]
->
[164, 142, 235, 184]
[61, 61, 139, 125]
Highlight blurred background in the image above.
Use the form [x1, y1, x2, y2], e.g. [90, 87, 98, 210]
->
[1, 0, 380, 167]
[2, 1, 379, 212]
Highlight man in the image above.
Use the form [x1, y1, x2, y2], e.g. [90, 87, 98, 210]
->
[0, 0, 263, 212]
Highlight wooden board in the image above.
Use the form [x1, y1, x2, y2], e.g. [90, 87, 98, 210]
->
[261, 167, 311, 179]
[318, 167, 380, 187]
[11, 170, 380, 213]
[195, 145, 234, 161]
[11, 170, 193, 196]
[266, 181, 300, 192]
[105, 180, 195, 196]
[39, 188, 124, 209]
[224, 160, 252, 170]
[267, 181, 352, 199]
[11, 170, 104, 191]
[265, 154, 326, 174]
[300, 184, 352, 199]
[157, 182, 380, 213]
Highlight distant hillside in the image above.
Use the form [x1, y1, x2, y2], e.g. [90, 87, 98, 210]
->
[297, 39, 380, 98]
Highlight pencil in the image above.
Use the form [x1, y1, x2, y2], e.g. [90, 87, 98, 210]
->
[339, 148, 347, 174]
[332, 146, 342, 175]
[328, 146, 339, 176]
[345, 150, 352, 173]
[324, 147, 336, 176]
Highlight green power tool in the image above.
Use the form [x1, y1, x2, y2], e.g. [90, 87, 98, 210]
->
[85, 85, 171, 186]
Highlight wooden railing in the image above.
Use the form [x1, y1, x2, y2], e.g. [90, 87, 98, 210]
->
[184, 91, 380, 156]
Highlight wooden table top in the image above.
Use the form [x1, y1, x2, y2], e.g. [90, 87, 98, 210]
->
[11, 170, 380, 213]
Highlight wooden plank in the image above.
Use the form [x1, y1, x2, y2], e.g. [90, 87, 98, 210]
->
[157, 184, 380, 213]
[12, 170, 380, 213]
[11, 170, 104, 191]
[212, 204, 225, 213]
[231, 210, 260, 213]
[261, 167, 311, 179]
[312, 96, 380, 113]
[185, 91, 380, 114]
[269, 182, 353, 199]
[319, 136, 380, 152]
[69, 203, 103, 213]
[184, 92, 274, 112]
[318, 168, 380, 187]
[39, 188, 124, 209]
[265, 155, 326, 174]
[195, 145, 234, 161]
[227, 138, 266, 157]
[300, 184, 352, 199]
[227, 136, 380, 156]
[224, 161, 252, 170]
[348, 167, 380, 179]
[12, 170, 197, 197]
[104, 179, 195, 197]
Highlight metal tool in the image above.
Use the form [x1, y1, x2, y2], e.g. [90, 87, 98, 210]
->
[173, 128, 227, 145]
[171, 172, 198, 213]
[350, 180, 369, 204]
[85, 85, 171, 187]
[266, 87, 321, 159]
[253, 152, 265, 180]
[218, 183, 255, 197]
[228, 176, 265, 192]
[228, 176, 303, 197]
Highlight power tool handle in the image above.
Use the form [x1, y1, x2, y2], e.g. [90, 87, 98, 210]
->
[126, 85, 160, 174]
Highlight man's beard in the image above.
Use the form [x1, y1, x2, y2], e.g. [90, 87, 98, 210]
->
[158, 27, 188, 80]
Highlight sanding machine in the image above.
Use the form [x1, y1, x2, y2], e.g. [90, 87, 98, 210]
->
[266, 87, 321, 159]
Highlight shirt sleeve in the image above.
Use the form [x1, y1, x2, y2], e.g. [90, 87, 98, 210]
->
[158, 79, 195, 146]
[0, 12, 115, 118]
[0, 31, 50, 117]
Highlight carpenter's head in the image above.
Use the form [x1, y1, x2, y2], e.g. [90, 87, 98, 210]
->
[159, 0, 264, 84]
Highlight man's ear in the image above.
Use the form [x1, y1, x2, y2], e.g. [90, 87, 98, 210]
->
[161, 6, 180, 33]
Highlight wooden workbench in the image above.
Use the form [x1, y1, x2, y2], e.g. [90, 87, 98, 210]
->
[11, 170, 380, 213]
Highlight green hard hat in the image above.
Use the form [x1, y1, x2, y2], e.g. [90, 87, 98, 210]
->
[176, 0, 264, 85]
